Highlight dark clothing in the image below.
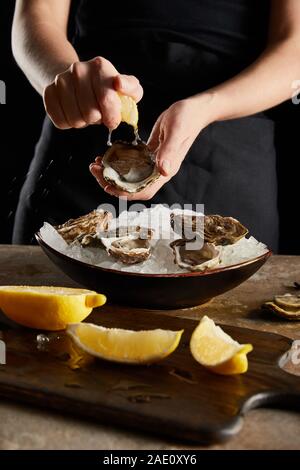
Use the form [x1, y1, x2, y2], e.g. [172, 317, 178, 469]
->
[13, 0, 279, 250]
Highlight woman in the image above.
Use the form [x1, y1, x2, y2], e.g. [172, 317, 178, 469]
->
[11, 0, 300, 250]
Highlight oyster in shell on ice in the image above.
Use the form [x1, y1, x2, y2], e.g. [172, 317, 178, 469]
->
[170, 237, 221, 272]
[171, 213, 248, 245]
[204, 215, 248, 245]
[101, 228, 154, 265]
[170, 213, 204, 241]
[102, 141, 160, 193]
[56, 210, 112, 247]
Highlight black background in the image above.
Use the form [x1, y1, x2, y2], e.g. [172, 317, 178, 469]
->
[0, 0, 298, 253]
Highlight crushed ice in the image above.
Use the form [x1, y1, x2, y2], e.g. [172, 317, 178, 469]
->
[39, 205, 268, 275]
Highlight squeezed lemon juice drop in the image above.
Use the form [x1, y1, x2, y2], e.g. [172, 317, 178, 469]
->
[107, 129, 113, 147]
[132, 127, 141, 146]
[107, 126, 141, 147]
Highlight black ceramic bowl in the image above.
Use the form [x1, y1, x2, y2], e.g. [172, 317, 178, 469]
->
[36, 232, 271, 309]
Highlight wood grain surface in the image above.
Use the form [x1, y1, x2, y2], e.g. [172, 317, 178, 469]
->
[0, 307, 299, 443]
[0, 246, 299, 447]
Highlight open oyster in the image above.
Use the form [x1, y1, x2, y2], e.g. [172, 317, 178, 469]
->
[263, 294, 300, 321]
[101, 228, 154, 265]
[102, 141, 160, 193]
[170, 213, 204, 241]
[171, 213, 248, 245]
[170, 238, 221, 272]
[204, 215, 248, 245]
[56, 210, 112, 246]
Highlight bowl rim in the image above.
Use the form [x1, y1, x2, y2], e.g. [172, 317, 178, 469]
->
[35, 231, 272, 279]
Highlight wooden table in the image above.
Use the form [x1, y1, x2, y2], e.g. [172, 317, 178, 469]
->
[0, 246, 299, 450]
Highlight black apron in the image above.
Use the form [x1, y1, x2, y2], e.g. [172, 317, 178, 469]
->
[13, 0, 279, 250]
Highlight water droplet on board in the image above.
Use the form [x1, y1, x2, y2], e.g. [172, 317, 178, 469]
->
[36, 334, 50, 351]
[169, 368, 197, 385]
[128, 393, 170, 404]
[36, 332, 93, 369]
[110, 380, 151, 392]
[64, 382, 82, 389]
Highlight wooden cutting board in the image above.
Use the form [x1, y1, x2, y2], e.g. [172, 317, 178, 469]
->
[0, 308, 299, 444]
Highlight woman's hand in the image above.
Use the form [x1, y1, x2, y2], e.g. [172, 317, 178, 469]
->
[90, 96, 212, 200]
[43, 56, 143, 130]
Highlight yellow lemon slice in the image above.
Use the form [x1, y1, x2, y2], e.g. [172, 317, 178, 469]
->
[190, 316, 253, 375]
[118, 93, 139, 129]
[67, 323, 183, 364]
[0, 286, 106, 331]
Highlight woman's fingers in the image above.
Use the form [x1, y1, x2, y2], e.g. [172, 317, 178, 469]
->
[149, 102, 193, 177]
[155, 139, 186, 177]
[89, 163, 130, 198]
[91, 57, 122, 129]
[90, 163, 131, 198]
[114, 74, 144, 103]
[43, 56, 143, 131]
[43, 83, 70, 129]
[55, 71, 86, 128]
[89, 163, 114, 193]
[71, 62, 102, 125]
[147, 114, 162, 154]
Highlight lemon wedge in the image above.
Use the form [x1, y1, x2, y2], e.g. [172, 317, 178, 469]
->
[190, 316, 253, 375]
[118, 93, 139, 129]
[0, 286, 106, 331]
[67, 323, 183, 364]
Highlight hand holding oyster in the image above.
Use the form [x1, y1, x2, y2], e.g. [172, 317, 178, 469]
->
[90, 91, 162, 196]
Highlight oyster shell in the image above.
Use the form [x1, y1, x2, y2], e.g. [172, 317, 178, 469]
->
[56, 210, 112, 246]
[102, 141, 160, 193]
[101, 234, 152, 265]
[204, 215, 248, 245]
[170, 238, 221, 272]
[170, 213, 204, 241]
[274, 294, 300, 309]
[263, 301, 300, 321]
[263, 293, 300, 321]
[171, 213, 248, 245]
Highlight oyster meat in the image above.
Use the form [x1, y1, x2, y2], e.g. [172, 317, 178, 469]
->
[171, 213, 248, 245]
[101, 228, 154, 265]
[56, 210, 112, 246]
[102, 141, 160, 193]
[170, 238, 221, 272]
